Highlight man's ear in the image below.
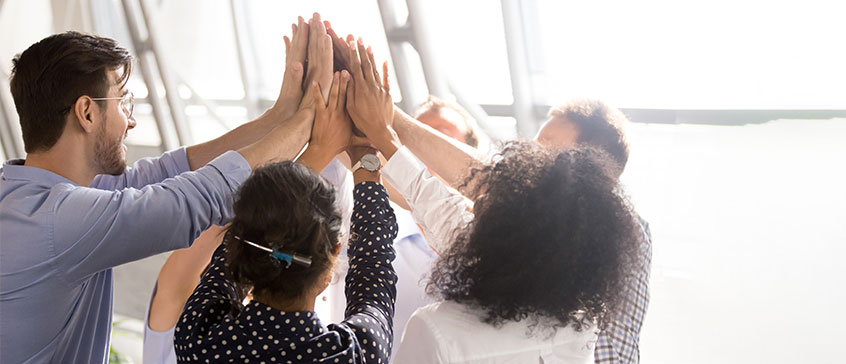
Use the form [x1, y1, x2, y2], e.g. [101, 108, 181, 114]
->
[71, 96, 99, 134]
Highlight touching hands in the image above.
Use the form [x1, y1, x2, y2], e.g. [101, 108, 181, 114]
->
[325, 21, 354, 73]
[346, 37, 395, 148]
[309, 71, 357, 155]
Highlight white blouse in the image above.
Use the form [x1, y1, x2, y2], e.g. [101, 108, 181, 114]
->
[394, 301, 597, 364]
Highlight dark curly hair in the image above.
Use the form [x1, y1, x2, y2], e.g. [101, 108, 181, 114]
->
[428, 141, 643, 333]
[224, 161, 342, 306]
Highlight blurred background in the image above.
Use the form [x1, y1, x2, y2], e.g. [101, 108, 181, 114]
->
[1, 0, 844, 363]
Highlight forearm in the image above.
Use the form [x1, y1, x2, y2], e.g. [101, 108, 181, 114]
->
[382, 146, 475, 253]
[392, 106, 484, 192]
[345, 182, 397, 319]
[186, 107, 300, 170]
[148, 226, 224, 331]
[237, 109, 313, 169]
[296, 144, 337, 173]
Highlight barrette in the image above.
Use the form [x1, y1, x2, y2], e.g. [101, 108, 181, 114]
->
[233, 235, 312, 268]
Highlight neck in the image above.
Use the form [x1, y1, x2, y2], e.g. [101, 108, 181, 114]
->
[256, 293, 318, 312]
[24, 135, 97, 186]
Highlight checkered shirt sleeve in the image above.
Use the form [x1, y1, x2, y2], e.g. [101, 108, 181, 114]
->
[594, 219, 653, 364]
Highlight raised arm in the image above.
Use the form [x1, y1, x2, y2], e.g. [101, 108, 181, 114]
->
[147, 225, 225, 332]
[174, 241, 243, 358]
[336, 165, 398, 362]
[344, 38, 474, 252]
[391, 106, 485, 193]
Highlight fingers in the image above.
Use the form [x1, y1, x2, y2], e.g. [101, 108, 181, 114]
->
[309, 13, 326, 41]
[382, 61, 390, 92]
[284, 35, 290, 53]
[296, 17, 308, 44]
[328, 72, 340, 110]
[367, 47, 379, 82]
[282, 61, 303, 86]
[356, 38, 373, 82]
[304, 80, 322, 112]
[348, 38, 364, 81]
[337, 70, 350, 109]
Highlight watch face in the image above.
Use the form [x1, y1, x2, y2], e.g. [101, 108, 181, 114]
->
[361, 154, 381, 171]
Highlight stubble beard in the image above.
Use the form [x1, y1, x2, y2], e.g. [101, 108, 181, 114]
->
[93, 121, 127, 176]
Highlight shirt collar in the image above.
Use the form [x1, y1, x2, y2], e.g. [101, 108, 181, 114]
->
[390, 202, 423, 241]
[1, 159, 77, 186]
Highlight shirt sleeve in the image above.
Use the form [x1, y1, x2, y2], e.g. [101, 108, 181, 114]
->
[393, 309, 446, 364]
[90, 147, 191, 190]
[332, 182, 398, 363]
[52, 150, 251, 283]
[594, 219, 652, 364]
[320, 157, 353, 237]
[382, 146, 474, 253]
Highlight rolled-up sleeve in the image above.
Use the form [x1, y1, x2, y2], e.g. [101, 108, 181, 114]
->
[90, 147, 191, 190]
[382, 146, 474, 253]
[53, 151, 251, 283]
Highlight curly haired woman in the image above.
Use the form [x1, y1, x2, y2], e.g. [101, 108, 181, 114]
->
[345, 45, 645, 361]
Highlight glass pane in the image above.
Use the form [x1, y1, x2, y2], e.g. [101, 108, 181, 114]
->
[413, 0, 513, 105]
[536, 0, 846, 109]
[152, 0, 244, 100]
[623, 118, 846, 363]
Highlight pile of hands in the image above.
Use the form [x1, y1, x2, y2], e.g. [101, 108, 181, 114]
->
[271, 12, 398, 165]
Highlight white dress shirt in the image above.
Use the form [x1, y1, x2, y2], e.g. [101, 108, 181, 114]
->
[383, 146, 598, 364]
[389, 205, 439, 360]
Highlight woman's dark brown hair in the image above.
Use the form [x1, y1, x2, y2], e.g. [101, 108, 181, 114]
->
[225, 161, 341, 305]
[428, 141, 644, 333]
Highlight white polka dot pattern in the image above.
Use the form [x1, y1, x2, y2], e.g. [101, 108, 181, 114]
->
[174, 182, 397, 363]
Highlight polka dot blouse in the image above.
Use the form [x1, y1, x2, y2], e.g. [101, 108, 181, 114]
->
[174, 182, 398, 363]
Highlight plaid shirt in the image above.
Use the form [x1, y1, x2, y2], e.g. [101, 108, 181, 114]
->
[594, 218, 653, 364]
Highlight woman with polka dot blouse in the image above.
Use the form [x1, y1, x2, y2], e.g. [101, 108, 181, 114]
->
[174, 54, 399, 362]
[174, 156, 397, 364]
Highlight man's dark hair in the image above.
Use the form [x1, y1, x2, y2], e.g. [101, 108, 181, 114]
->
[548, 99, 630, 175]
[225, 161, 342, 306]
[429, 141, 644, 333]
[9, 31, 133, 153]
[414, 96, 480, 148]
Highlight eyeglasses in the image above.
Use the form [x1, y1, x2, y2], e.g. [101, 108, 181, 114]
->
[90, 92, 135, 118]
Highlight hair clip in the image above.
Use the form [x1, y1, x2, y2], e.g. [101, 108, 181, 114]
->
[233, 235, 312, 268]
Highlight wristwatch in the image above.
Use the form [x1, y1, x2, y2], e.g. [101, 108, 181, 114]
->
[352, 153, 381, 172]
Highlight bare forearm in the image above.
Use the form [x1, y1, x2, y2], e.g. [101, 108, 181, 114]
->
[185, 108, 292, 170]
[296, 144, 336, 173]
[392, 106, 484, 191]
[237, 110, 313, 169]
[148, 226, 224, 331]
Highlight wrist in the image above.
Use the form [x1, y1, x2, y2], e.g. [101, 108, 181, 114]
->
[347, 147, 378, 165]
[353, 169, 381, 184]
[370, 128, 402, 160]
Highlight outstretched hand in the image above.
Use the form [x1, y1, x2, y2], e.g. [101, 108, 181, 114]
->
[304, 13, 333, 103]
[309, 70, 358, 155]
[269, 16, 309, 120]
[346, 37, 394, 148]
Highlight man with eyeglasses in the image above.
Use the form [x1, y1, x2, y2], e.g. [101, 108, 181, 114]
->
[0, 20, 333, 364]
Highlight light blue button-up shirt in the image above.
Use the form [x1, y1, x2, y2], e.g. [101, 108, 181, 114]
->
[0, 148, 251, 364]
